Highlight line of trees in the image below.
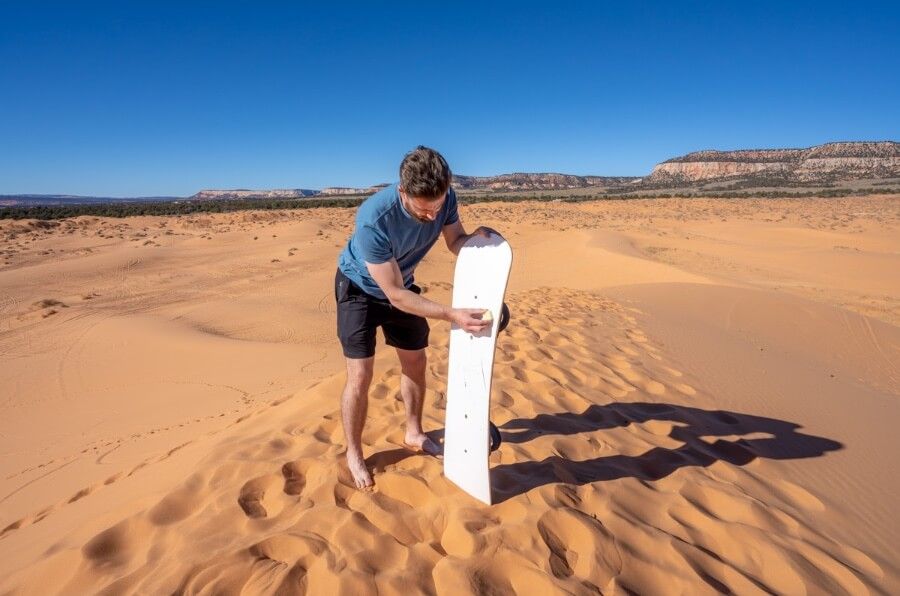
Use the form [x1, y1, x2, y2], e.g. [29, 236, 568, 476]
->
[1, 187, 896, 220]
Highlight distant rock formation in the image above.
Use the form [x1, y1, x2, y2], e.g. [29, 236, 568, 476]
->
[648, 141, 900, 184]
[452, 173, 639, 191]
[191, 189, 319, 200]
[318, 184, 390, 196]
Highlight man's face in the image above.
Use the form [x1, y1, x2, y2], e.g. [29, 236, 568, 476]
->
[399, 188, 446, 224]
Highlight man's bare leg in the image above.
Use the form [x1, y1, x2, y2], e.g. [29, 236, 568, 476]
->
[341, 356, 375, 488]
[396, 347, 442, 456]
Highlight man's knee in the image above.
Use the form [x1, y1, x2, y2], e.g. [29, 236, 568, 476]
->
[346, 371, 373, 390]
[345, 357, 374, 390]
[397, 348, 427, 376]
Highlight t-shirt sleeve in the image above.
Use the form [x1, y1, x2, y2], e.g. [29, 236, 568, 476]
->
[444, 187, 459, 225]
[356, 224, 393, 264]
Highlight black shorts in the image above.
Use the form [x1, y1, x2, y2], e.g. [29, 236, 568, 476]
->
[335, 268, 430, 359]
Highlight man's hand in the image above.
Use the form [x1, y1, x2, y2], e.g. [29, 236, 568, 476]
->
[450, 308, 492, 333]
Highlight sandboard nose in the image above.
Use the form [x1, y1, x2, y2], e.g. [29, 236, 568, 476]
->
[467, 232, 506, 248]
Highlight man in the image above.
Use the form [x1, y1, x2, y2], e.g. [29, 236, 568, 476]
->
[335, 146, 495, 489]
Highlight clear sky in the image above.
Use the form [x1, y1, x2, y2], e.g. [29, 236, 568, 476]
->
[1, 1, 898, 196]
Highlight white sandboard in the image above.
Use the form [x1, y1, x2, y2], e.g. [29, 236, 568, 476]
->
[444, 232, 512, 504]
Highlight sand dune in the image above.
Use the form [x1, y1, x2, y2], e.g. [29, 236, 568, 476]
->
[1, 196, 898, 593]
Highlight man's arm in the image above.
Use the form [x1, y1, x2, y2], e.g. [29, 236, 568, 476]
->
[367, 258, 449, 320]
[442, 220, 469, 256]
[365, 259, 489, 333]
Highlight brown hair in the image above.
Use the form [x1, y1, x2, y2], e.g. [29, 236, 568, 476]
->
[399, 146, 452, 200]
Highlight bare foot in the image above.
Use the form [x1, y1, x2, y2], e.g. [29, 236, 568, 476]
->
[346, 452, 374, 489]
[404, 432, 444, 457]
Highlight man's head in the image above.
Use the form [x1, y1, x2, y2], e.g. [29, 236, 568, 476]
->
[398, 146, 452, 224]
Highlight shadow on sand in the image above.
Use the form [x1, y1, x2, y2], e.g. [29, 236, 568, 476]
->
[491, 402, 843, 503]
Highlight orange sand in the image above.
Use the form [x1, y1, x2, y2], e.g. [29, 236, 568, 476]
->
[1, 195, 898, 593]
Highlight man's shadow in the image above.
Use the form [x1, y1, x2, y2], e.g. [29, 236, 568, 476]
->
[491, 402, 843, 503]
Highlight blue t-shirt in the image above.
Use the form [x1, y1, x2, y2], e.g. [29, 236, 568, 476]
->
[337, 182, 459, 299]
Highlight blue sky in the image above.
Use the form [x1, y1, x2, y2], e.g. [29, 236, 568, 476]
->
[1, 1, 898, 196]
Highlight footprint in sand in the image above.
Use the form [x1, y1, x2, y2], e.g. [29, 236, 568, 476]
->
[82, 517, 150, 569]
[238, 473, 286, 518]
[281, 458, 319, 497]
[249, 533, 328, 566]
[536, 508, 622, 584]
